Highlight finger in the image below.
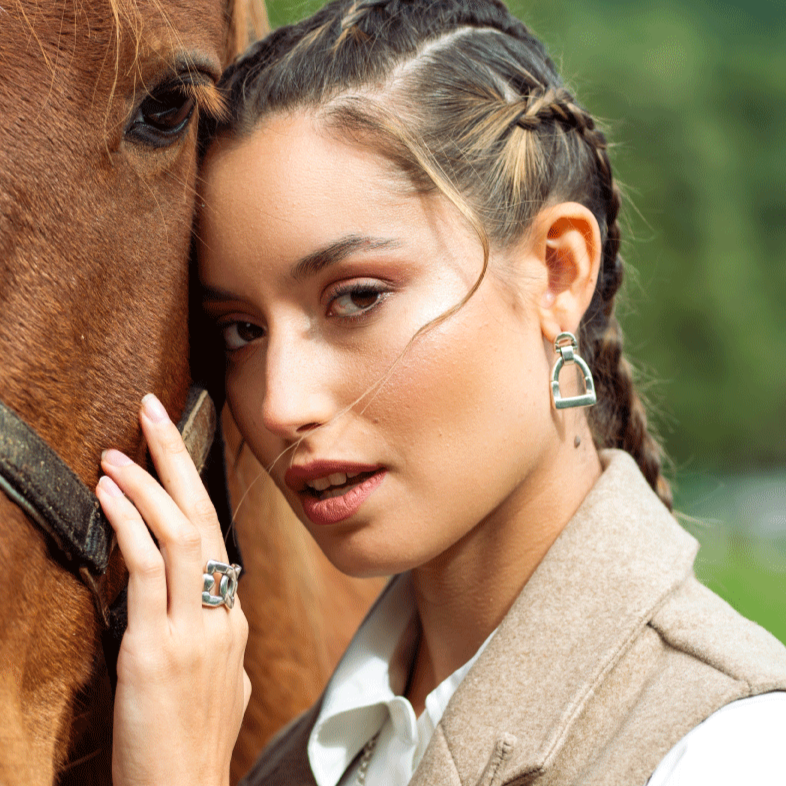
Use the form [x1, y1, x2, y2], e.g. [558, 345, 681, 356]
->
[96, 475, 167, 633]
[243, 670, 252, 712]
[101, 450, 204, 625]
[139, 393, 227, 559]
[234, 606, 251, 715]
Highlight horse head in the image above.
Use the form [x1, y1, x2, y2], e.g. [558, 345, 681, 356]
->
[0, 1, 265, 782]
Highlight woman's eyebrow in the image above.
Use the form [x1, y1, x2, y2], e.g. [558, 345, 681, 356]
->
[201, 284, 241, 305]
[290, 235, 402, 281]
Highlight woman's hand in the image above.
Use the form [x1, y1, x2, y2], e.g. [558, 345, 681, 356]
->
[96, 393, 251, 786]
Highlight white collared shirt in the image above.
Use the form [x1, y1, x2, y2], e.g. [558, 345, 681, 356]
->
[308, 574, 496, 786]
[308, 574, 786, 786]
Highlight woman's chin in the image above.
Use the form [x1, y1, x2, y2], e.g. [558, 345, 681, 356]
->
[312, 530, 414, 580]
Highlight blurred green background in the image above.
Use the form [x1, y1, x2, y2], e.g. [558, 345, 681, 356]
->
[265, 0, 786, 642]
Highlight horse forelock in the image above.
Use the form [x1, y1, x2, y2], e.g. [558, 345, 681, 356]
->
[104, 0, 270, 73]
[223, 0, 270, 63]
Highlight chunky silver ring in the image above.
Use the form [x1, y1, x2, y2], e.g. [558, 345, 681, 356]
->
[202, 560, 242, 609]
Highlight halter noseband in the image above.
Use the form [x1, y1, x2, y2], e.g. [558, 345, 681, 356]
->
[0, 385, 219, 623]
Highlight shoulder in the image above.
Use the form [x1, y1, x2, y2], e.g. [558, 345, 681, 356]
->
[650, 573, 786, 693]
[647, 692, 786, 785]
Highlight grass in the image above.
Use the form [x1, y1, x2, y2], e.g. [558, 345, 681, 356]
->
[676, 469, 786, 645]
[691, 533, 786, 645]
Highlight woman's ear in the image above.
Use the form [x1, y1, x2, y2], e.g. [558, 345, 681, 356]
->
[530, 202, 601, 343]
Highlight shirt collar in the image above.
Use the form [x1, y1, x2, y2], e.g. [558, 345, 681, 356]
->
[308, 572, 499, 786]
[239, 451, 705, 786]
[308, 574, 416, 786]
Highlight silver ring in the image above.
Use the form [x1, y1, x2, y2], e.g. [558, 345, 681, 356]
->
[202, 560, 242, 609]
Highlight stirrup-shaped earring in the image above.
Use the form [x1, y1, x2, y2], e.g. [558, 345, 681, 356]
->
[550, 331, 597, 409]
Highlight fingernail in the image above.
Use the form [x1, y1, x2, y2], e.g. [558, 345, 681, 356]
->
[98, 475, 124, 497]
[102, 448, 132, 467]
[142, 393, 169, 424]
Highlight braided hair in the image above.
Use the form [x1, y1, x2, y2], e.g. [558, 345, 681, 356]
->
[206, 0, 672, 509]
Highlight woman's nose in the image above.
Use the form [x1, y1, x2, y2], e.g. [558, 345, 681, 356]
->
[260, 338, 336, 440]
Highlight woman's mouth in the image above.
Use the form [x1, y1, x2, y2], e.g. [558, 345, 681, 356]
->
[285, 463, 387, 525]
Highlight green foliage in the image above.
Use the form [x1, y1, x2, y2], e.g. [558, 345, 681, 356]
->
[264, 0, 786, 473]
[695, 543, 786, 645]
[678, 469, 786, 644]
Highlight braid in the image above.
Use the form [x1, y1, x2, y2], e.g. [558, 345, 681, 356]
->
[334, 0, 376, 46]
[513, 87, 592, 133]
[215, 0, 555, 125]
[207, 0, 673, 509]
[577, 132, 673, 509]
[337, 0, 388, 32]
[497, 84, 672, 508]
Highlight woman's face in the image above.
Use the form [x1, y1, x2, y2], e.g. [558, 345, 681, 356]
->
[198, 111, 560, 578]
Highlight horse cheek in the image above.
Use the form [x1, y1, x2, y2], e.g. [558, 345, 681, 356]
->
[0, 504, 99, 786]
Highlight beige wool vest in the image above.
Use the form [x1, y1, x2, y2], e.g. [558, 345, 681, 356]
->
[241, 450, 786, 786]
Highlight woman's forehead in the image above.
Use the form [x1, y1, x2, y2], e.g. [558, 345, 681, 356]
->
[204, 111, 406, 212]
[199, 111, 476, 266]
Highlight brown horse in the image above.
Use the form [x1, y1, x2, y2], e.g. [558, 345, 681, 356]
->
[0, 1, 383, 783]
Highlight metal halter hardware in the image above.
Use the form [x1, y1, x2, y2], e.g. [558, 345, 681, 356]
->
[550, 332, 597, 410]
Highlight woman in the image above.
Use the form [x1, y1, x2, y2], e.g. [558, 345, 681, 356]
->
[96, 1, 786, 784]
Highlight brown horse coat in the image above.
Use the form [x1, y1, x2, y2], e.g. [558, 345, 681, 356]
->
[1, 1, 240, 779]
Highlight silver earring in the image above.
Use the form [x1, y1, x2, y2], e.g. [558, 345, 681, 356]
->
[550, 332, 597, 409]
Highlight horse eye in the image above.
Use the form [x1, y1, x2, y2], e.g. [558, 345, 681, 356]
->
[125, 84, 197, 148]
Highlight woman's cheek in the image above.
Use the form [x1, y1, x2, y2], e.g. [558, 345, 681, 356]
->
[226, 367, 272, 457]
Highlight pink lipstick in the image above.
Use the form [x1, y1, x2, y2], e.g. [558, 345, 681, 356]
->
[285, 461, 386, 526]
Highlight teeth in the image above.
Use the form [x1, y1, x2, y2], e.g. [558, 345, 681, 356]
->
[305, 470, 370, 496]
[306, 472, 349, 492]
[322, 486, 350, 500]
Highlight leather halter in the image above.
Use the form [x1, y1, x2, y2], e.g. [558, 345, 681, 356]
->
[0, 385, 218, 624]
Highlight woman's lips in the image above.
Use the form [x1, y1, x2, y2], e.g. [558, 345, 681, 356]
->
[284, 462, 387, 526]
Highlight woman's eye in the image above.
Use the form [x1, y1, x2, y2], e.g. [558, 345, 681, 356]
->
[328, 286, 387, 318]
[221, 321, 265, 350]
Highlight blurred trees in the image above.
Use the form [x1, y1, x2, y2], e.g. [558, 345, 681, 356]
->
[264, 0, 786, 474]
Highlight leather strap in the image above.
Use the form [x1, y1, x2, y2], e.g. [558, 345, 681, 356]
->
[0, 385, 218, 616]
[177, 386, 218, 477]
[0, 402, 114, 575]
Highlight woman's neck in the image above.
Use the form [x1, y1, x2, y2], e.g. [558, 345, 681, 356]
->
[406, 437, 602, 714]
